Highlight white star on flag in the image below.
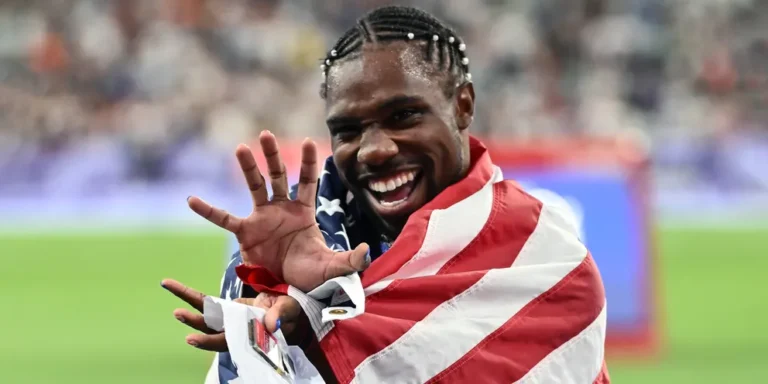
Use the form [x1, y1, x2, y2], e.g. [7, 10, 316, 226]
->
[317, 196, 345, 216]
[335, 228, 351, 249]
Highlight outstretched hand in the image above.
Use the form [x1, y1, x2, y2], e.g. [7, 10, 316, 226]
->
[162, 279, 227, 351]
[162, 279, 304, 351]
[187, 131, 369, 292]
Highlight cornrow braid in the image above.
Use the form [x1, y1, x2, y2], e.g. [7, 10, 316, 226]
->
[319, 5, 472, 100]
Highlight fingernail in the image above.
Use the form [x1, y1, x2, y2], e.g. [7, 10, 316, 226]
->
[186, 196, 191, 202]
[176, 316, 186, 323]
[160, 282, 168, 290]
[363, 249, 372, 269]
[275, 318, 282, 330]
[188, 340, 198, 347]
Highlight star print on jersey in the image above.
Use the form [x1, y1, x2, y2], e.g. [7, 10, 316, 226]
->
[317, 196, 344, 216]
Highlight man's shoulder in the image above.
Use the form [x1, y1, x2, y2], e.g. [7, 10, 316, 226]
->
[492, 179, 542, 209]
[492, 179, 583, 240]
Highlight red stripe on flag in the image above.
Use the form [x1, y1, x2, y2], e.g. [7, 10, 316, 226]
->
[427, 255, 606, 383]
[594, 361, 611, 383]
[359, 211, 430, 288]
[366, 271, 492, 320]
[436, 182, 542, 274]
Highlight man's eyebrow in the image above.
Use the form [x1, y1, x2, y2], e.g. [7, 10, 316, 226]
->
[376, 95, 425, 111]
[326, 95, 426, 127]
[326, 115, 361, 128]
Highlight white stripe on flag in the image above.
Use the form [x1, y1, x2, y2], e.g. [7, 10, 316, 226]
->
[351, 202, 588, 384]
[364, 167, 502, 297]
[516, 303, 607, 384]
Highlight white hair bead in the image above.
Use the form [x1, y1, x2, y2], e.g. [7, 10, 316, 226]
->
[462, 57, 469, 65]
[326, 59, 331, 65]
[449, 36, 455, 43]
[466, 73, 472, 81]
[432, 35, 439, 41]
[407, 32, 414, 40]
[330, 49, 337, 57]
[320, 64, 326, 70]
[459, 43, 466, 51]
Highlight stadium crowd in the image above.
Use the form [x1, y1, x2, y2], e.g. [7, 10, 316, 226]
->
[0, 0, 767, 194]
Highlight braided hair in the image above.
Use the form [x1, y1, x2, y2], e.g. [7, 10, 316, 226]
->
[319, 5, 472, 100]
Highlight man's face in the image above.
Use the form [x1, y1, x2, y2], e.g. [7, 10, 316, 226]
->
[324, 41, 474, 238]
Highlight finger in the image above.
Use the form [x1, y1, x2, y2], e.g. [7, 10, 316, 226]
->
[173, 308, 217, 334]
[263, 295, 303, 333]
[234, 292, 274, 308]
[235, 144, 269, 208]
[324, 243, 371, 282]
[187, 196, 243, 234]
[161, 279, 205, 312]
[186, 332, 228, 352]
[259, 130, 289, 200]
[296, 138, 319, 207]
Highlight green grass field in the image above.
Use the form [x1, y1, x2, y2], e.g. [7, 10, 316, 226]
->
[1, 227, 766, 383]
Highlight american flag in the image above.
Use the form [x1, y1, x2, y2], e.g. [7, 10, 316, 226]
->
[208, 137, 610, 383]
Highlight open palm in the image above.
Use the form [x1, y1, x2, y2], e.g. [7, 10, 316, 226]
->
[188, 131, 368, 292]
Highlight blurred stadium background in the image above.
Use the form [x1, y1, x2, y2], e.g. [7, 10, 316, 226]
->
[1, 0, 767, 382]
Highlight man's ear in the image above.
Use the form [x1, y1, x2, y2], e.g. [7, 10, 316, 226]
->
[455, 82, 475, 131]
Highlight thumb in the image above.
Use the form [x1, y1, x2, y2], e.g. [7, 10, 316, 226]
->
[263, 295, 302, 333]
[325, 242, 370, 281]
[350, 242, 372, 271]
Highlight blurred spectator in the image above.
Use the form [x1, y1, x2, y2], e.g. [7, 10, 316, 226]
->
[0, 0, 766, 195]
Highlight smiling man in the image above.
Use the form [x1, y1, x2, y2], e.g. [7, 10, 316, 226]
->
[163, 5, 610, 384]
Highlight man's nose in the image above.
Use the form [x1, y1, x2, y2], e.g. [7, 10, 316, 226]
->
[357, 128, 398, 166]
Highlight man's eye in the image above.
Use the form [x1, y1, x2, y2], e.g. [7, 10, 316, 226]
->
[334, 129, 359, 141]
[391, 109, 421, 123]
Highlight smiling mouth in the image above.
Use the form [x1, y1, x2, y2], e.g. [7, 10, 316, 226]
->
[365, 169, 422, 208]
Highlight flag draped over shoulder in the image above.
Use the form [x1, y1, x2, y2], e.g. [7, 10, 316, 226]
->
[209, 137, 610, 384]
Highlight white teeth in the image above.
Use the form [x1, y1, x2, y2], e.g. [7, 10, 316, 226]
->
[380, 196, 408, 207]
[367, 170, 419, 193]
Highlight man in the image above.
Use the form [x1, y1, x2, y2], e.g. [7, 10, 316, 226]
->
[163, 5, 609, 383]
